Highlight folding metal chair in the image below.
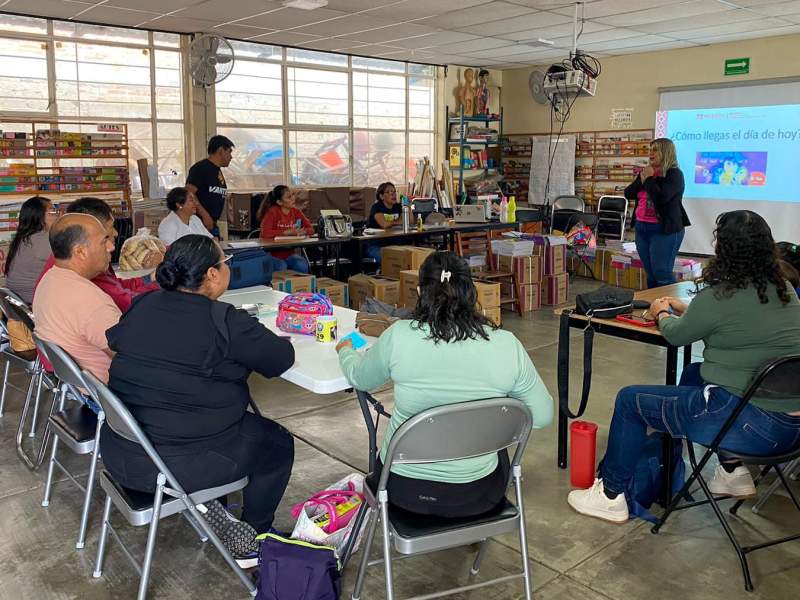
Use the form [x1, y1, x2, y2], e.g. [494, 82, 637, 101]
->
[550, 195, 584, 233]
[0, 288, 39, 419]
[35, 335, 104, 549]
[751, 456, 800, 514]
[350, 397, 534, 600]
[0, 290, 57, 469]
[651, 355, 800, 591]
[81, 370, 257, 600]
[596, 195, 629, 241]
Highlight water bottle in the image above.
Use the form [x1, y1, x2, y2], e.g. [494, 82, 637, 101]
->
[499, 197, 509, 223]
[402, 204, 411, 233]
[508, 195, 517, 224]
[570, 421, 598, 489]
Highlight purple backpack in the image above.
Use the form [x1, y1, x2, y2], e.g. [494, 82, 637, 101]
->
[256, 533, 340, 600]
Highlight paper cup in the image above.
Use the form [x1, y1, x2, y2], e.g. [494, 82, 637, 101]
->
[316, 315, 338, 343]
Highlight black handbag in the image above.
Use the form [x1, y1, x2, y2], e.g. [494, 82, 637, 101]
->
[575, 286, 635, 318]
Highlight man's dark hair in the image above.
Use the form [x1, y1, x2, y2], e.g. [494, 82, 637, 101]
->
[50, 223, 88, 260]
[66, 197, 113, 222]
[208, 135, 234, 155]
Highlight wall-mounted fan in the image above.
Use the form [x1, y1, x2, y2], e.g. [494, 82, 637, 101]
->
[189, 34, 235, 87]
[528, 69, 549, 105]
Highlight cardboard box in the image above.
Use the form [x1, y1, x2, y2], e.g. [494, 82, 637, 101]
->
[542, 273, 569, 306]
[531, 235, 567, 276]
[0, 239, 9, 276]
[348, 274, 400, 309]
[316, 277, 348, 307]
[226, 192, 260, 232]
[136, 208, 169, 233]
[567, 255, 596, 279]
[481, 306, 502, 327]
[399, 269, 420, 309]
[272, 270, 316, 294]
[474, 280, 501, 309]
[380, 246, 435, 280]
[593, 248, 613, 282]
[518, 283, 541, 312]
[497, 254, 542, 284]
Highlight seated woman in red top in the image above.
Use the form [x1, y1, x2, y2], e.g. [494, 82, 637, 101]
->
[257, 185, 315, 273]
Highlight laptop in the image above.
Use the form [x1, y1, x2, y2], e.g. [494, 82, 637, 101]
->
[453, 204, 487, 223]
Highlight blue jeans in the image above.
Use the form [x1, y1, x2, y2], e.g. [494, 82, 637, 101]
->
[601, 363, 800, 495]
[271, 254, 309, 273]
[634, 222, 685, 288]
[365, 243, 383, 265]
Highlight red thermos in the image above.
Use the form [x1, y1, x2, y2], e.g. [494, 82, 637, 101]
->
[570, 421, 598, 489]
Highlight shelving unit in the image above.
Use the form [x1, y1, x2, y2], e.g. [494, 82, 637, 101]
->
[0, 119, 131, 232]
[445, 105, 503, 200]
[500, 135, 532, 202]
[574, 129, 653, 209]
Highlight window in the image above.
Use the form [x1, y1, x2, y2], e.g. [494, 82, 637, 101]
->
[0, 19, 186, 197]
[216, 45, 437, 190]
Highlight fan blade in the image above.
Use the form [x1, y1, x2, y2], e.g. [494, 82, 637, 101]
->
[209, 36, 220, 55]
[201, 63, 217, 85]
[214, 54, 233, 64]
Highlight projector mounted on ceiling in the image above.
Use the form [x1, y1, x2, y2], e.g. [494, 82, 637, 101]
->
[282, 0, 328, 9]
[543, 69, 596, 98]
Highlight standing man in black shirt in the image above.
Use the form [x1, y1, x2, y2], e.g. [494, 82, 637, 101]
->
[186, 135, 234, 238]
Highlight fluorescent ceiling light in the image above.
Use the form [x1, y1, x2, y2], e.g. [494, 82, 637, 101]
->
[282, 0, 329, 9]
[525, 38, 555, 47]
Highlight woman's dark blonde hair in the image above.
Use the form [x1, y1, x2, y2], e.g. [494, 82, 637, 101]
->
[651, 138, 678, 172]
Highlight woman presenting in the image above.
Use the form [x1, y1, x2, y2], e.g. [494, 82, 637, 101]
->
[624, 138, 690, 288]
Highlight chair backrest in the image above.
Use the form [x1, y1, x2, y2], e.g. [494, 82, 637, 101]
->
[81, 369, 193, 497]
[453, 231, 489, 259]
[33, 334, 87, 390]
[553, 195, 584, 213]
[565, 211, 599, 232]
[744, 356, 800, 404]
[0, 290, 35, 331]
[597, 195, 627, 214]
[379, 398, 533, 490]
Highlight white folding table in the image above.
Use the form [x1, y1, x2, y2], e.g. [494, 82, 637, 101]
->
[219, 285, 373, 395]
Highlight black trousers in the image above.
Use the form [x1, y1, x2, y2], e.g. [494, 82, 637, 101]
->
[101, 413, 295, 533]
[367, 451, 510, 519]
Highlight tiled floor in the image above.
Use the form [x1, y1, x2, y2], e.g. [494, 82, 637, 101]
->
[0, 277, 798, 599]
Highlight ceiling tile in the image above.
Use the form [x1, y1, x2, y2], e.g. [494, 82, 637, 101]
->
[691, 23, 800, 44]
[435, 37, 519, 53]
[676, 17, 792, 39]
[76, 5, 162, 27]
[384, 31, 478, 49]
[414, 1, 536, 29]
[235, 7, 346, 29]
[302, 38, 363, 51]
[325, 0, 399, 10]
[552, 0, 688, 18]
[146, 15, 226, 33]
[455, 10, 573, 36]
[503, 21, 611, 42]
[592, 0, 732, 27]
[548, 26, 645, 47]
[462, 43, 547, 58]
[212, 24, 278, 40]
[747, 0, 800, 17]
[632, 8, 762, 34]
[360, 0, 486, 20]
[293, 14, 396, 37]
[579, 33, 675, 51]
[343, 23, 440, 44]
[244, 30, 325, 44]
[105, 0, 205, 13]
[177, 0, 285, 22]
[3, 0, 91, 20]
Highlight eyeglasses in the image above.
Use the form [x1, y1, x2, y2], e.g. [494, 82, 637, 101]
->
[216, 254, 233, 267]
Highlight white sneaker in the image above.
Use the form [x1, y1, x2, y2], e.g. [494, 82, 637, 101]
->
[708, 465, 756, 497]
[567, 478, 629, 523]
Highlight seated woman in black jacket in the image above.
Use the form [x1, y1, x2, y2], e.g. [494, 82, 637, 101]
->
[100, 235, 295, 567]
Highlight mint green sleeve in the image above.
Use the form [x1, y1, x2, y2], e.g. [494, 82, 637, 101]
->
[338, 325, 393, 391]
[510, 340, 554, 429]
[658, 288, 717, 347]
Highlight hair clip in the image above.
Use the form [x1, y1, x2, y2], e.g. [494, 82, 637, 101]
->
[440, 270, 452, 283]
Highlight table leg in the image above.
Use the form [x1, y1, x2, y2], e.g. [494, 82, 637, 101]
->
[355, 239, 363, 274]
[683, 344, 693, 368]
[660, 346, 679, 506]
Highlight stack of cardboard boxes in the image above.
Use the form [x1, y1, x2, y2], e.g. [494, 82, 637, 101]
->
[533, 235, 569, 306]
[474, 279, 502, 326]
[270, 271, 350, 307]
[347, 245, 434, 310]
[568, 247, 702, 290]
[496, 254, 542, 312]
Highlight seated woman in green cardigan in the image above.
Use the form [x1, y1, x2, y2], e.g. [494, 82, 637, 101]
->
[335, 251, 553, 518]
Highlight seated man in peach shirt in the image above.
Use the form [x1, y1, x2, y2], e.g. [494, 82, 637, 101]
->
[33, 213, 121, 384]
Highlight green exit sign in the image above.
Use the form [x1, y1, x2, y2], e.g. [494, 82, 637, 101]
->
[725, 57, 750, 76]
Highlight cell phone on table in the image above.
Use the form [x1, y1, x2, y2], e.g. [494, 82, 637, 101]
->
[615, 313, 657, 327]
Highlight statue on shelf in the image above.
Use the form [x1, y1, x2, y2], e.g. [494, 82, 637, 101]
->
[458, 68, 476, 117]
[476, 69, 490, 115]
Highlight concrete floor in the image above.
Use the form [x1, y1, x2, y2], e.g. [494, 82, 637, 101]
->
[1, 277, 799, 599]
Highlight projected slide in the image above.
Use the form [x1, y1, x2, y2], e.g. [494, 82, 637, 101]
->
[655, 104, 800, 203]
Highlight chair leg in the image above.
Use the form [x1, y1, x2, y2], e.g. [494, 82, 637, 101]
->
[77, 413, 104, 549]
[28, 368, 44, 438]
[340, 501, 369, 569]
[731, 465, 772, 515]
[352, 510, 379, 600]
[379, 498, 395, 600]
[182, 511, 210, 543]
[15, 370, 40, 469]
[513, 465, 533, 600]
[93, 494, 113, 578]
[138, 476, 166, 600]
[470, 540, 489, 575]
[652, 444, 708, 534]
[774, 464, 800, 512]
[0, 359, 10, 417]
[41, 435, 60, 507]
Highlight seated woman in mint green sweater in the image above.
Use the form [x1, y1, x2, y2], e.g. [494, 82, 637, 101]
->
[336, 251, 553, 518]
[569, 210, 800, 524]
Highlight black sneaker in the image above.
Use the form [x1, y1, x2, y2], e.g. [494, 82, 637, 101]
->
[198, 500, 258, 547]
